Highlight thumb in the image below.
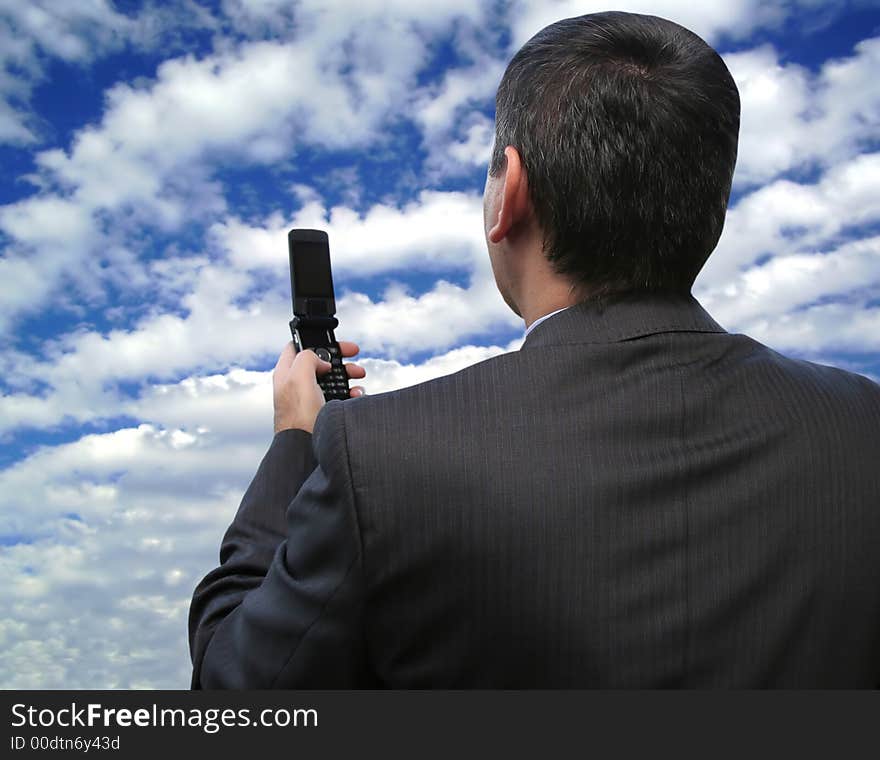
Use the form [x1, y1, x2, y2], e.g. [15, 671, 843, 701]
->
[293, 349, 331, 378]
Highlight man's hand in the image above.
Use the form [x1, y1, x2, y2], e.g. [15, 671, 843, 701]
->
[273, 341, 366, 434]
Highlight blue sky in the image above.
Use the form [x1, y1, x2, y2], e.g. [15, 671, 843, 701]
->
[1, 0, 878, 688]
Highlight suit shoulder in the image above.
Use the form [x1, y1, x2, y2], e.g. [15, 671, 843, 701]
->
[342, 348, 522, 418]
[768, 339, 877, 389]
[737, 334, 880, 410]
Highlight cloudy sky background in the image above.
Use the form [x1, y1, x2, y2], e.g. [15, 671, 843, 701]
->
[1, 0, 878, 688]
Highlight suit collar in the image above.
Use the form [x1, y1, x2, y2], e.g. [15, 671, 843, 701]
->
[520, 291, 726, 349]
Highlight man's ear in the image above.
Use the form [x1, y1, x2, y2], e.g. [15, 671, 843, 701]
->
[487, 146, 530, 244]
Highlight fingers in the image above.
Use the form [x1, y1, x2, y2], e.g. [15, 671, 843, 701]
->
[283, 340, 359, 362]
[275, 341, 296, 372]
[345, 362, 366, 380]
[338, 340, 360, 358]
[349, 385, 365, 398]
[277, 342, 365, 384]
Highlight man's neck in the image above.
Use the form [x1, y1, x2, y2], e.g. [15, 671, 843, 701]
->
[520, 289, 581, 331]
[507, 243, 583, 329]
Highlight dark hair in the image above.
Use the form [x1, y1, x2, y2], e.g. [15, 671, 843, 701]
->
[490, 11, 740, 297]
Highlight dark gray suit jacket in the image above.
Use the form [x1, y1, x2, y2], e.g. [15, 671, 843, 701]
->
[188, 292, 880, 688]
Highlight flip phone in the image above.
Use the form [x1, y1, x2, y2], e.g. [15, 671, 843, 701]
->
[287, 228, 350, 401]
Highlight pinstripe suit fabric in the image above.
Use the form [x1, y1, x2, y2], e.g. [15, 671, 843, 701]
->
[189, 292, 880, 687]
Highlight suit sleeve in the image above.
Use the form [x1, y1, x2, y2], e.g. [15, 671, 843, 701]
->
[187, 400, 371, 688]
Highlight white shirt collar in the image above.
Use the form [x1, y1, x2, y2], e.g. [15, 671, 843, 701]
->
[524, 306, 570, 338]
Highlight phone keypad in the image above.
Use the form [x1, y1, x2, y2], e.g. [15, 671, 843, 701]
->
[318, 346, 350, 401]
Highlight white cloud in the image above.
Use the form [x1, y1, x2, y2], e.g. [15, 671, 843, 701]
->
[703, 236, 880, 337]
[0, 0, 217, 145]
[5, 2, 874, 340]
[725, 45, 813, 186]
[0, 424, 250, 535]
[726, 36, 880, 187]
[220, 0, 297, 36]
[0, 509, 224, 687]
[0, 263, 289, 435]
[0, 1, 133, 63]
[412, 54, 505, 178]
[699, 151, 880, 289]
[27, 35, 419, 213]
[26, 0, 496, 202]
[0, 266, 519, 434]
[130, 339, 521, 437]
[510, 0, 774, 50]
[414, 61, 502, 137]
[0, 196, 111, 334]
[0, 1, 498, 335]
[0, 185, 519, 435]
[356, 339, 522, 390]
[215, 189, 486, 275]
[253, 0, 488, 30]
[0, 5, 227, 327]
[445, 115, 496, 169]
[507, 0, 854, 50]
[694, 152, 880, 359]
[741, 301, 880, 355]
[339, 275, 517, 358]
[0, 55, 35, 144]
[0, 334, 520, 688]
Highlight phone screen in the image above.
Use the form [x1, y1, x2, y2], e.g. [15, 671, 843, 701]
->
[293, 241, 333, 297]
